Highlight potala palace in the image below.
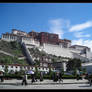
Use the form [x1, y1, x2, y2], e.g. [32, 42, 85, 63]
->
[1, 29, 92, 73]
[1, 29, 92, 61]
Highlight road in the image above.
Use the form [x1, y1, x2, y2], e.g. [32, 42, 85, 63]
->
[0, 79, 92, 89]
[0, 83, 92, 89]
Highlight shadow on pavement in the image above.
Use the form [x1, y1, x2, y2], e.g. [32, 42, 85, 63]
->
[79, 85, 91, 87]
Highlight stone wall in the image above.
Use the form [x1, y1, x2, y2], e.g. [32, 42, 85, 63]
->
[40, 43, 90, 61]
[42, 43, 73, 58]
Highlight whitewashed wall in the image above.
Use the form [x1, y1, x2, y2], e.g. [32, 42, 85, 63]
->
[42, 43, 73, 58]
[1, 34, 18, 42]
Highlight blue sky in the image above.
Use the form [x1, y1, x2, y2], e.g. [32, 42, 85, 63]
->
[1, 3, 92, 50]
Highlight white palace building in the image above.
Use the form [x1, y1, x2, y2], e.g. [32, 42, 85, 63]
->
[0, 64, 52, 73]
[1, 29, 92, 62]
[1, 29, 92, 72]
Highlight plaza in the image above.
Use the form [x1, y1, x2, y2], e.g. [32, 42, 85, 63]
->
[0, 79, 91, 89]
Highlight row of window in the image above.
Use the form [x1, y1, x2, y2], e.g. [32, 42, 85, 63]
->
[3, 35, 17, 40]
[0, 65, 50, 70]
[23, 37, 32, 41]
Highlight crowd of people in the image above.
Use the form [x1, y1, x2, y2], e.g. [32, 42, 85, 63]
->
[52, 72, 63, 83]
[21, 71, 44, 85]
[21, 71, 63, 86]
[1, 70, 92, 86]
[21, 70, 92, 86]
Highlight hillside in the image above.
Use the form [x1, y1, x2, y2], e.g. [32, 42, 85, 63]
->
[0, 40, 28, 65]
[28, 47, 69, 66]
[0, 40, 23, 57]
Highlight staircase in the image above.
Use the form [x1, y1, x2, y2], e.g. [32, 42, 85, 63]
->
[21, 42, 35, 65]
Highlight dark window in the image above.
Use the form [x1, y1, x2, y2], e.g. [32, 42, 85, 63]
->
[2, 65, 4, 67]
[11, 66, 13, 68]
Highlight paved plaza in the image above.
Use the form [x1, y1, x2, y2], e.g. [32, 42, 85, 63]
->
[0, 79, 92, 89]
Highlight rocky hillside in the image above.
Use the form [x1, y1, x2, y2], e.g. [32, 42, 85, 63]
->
[0, 40, 28, 65]
[28, 47, 69, 66]
[0, 40, 23, 57]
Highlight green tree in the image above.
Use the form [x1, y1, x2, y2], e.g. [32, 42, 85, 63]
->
[67, 58, 82, 71]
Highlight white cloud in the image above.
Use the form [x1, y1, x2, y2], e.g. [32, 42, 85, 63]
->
[72, 39, 92, 51]
[48, 19, 70, 39]
[69, 21, 92, 32]
[48, 19, 92, 51]
[48, 19, 64, 39]
[72, 39, 83, 45]
[74, 32, 91, 38]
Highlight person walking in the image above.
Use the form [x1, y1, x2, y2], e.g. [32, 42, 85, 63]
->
[86, 73, 90, 84]
[89, 78, 92, 86]
[0, 71, 4, 82]
[22, 74, 28, 86]
[87, 74, 92, 86]
[76, 74, 80, 81]
[31, 71, 35, 83]
[76, 70, 80, 81]
[52, 72, 56, 82]
[58, 72, 63, 83]
[56, 72, 59, 82]
[40, 72, 43, 81]
[34, 72, 38, 82]
[53, 72, 58, 82]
